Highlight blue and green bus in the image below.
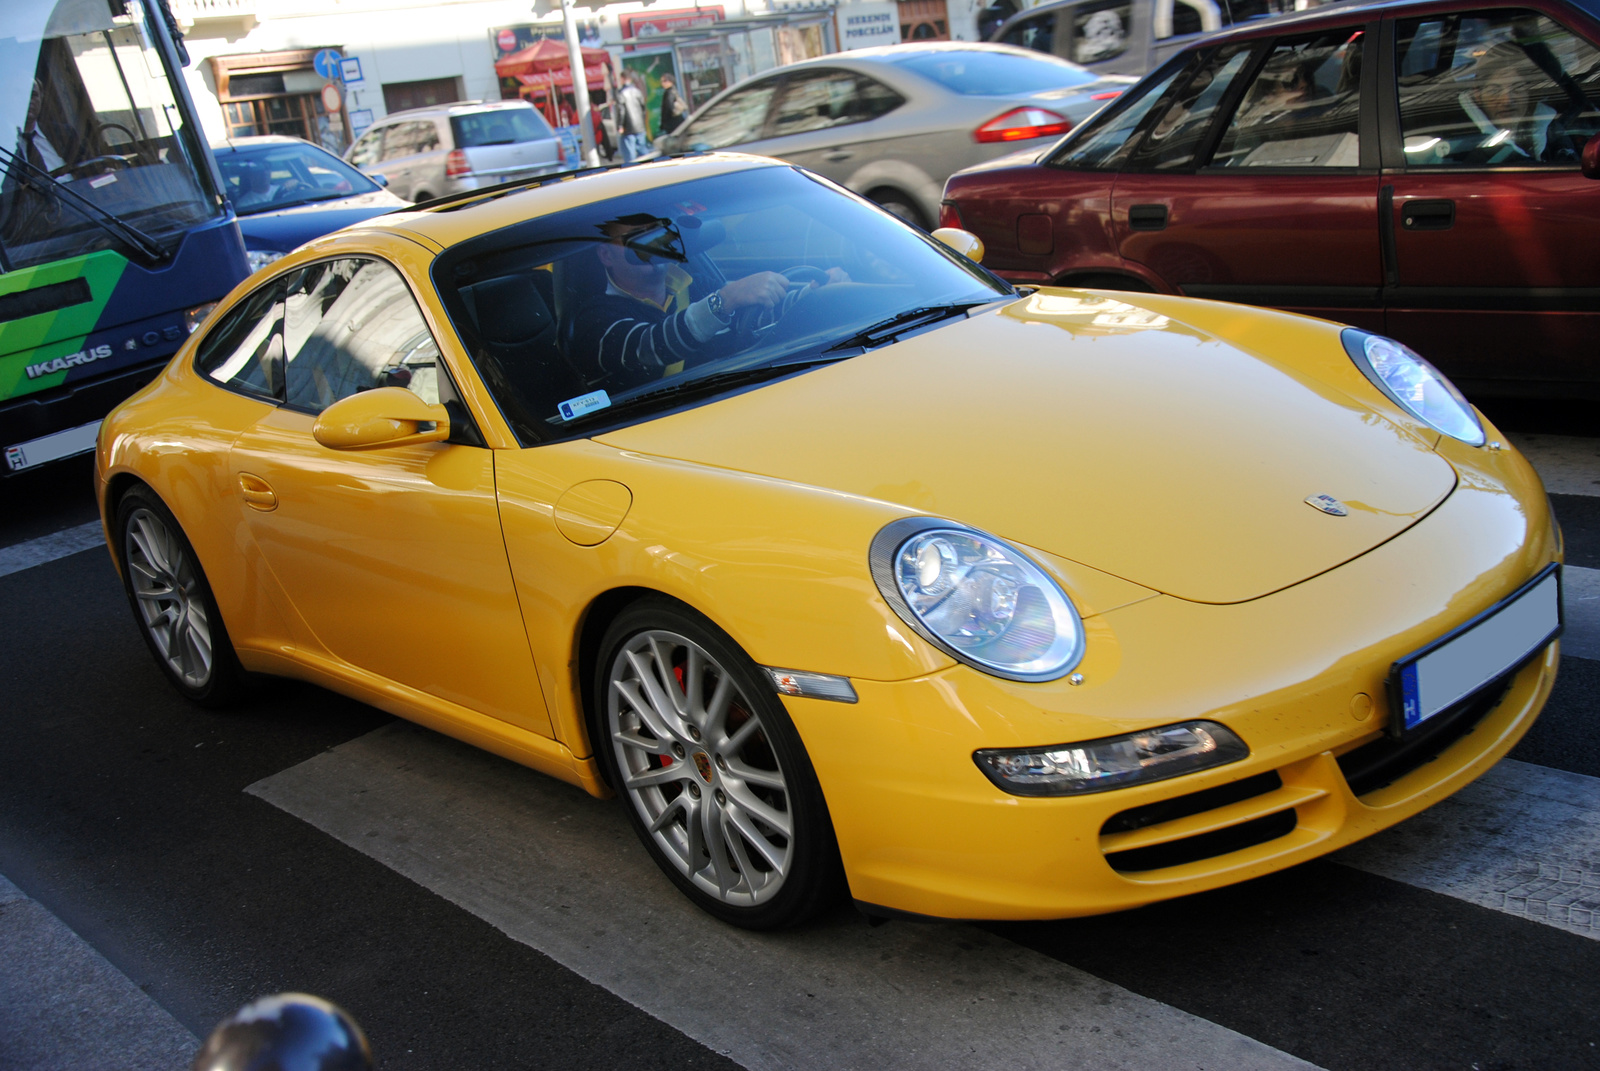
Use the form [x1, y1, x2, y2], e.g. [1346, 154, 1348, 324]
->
[1, 0, 249, 476]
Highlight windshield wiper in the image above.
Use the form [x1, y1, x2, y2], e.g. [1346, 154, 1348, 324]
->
[576, 356, 847, 422]
[0, 147, 170, 264]
[824, 301, 991, 354]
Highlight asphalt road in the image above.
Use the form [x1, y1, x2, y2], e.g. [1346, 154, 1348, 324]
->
[1, 396, 1597, 1070]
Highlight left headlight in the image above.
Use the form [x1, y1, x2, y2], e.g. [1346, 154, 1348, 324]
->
[869, 517, 1084, 682]
[1341, 328, 1484, 446]
[247, 249, 285, 273]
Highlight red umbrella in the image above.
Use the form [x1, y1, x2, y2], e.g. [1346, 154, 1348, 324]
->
[494, 38, 610, 79]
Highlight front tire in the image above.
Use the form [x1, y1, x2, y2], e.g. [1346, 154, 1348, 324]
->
[593, 597, 844, 929]
[116, 485, 247, 707]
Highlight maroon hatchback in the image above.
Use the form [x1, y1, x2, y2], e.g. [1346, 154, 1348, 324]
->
[941, 0, 1600, 396]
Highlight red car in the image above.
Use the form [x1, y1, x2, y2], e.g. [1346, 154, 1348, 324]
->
[941, 0, 1600, 397]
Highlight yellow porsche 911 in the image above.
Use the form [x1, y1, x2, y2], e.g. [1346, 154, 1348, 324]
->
[97, 154, 1562, 930]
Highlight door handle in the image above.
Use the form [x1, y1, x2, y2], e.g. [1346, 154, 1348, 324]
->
[238, 472, 277, 512]
[823, 150, 853, 162]
[1401, 199, 1454, 230]
[1128, 203, 1168, 231]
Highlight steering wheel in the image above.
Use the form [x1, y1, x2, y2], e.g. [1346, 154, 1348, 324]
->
[781, 265, 832, 288]
[92, 121, 146, 165]
[735, 283, 922, 353]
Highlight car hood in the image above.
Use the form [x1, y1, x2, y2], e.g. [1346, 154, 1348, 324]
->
[234, 190, 410, 251]
[593, 291, 1458, 605]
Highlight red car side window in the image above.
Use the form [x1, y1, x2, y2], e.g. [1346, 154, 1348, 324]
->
[1124, 45, 1255, 170]
[1211, 29, 1365, 168]
[1396, 9, 1600, 166]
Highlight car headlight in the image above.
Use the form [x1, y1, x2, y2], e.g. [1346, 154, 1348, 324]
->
[1341, 329, 1484, 446]
[869, 518, 1084, 682]
[973, 720, 1249, 796]
[247, 249, 285, 273]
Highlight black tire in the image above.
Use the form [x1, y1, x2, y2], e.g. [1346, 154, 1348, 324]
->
[592, 596, 844, 929]
[115, 484, 248, 707]
[868, 189, 928, 230]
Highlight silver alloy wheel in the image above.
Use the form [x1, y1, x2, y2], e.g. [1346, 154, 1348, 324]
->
[124, 506, 213, 688]
[606, 629, 793, 907]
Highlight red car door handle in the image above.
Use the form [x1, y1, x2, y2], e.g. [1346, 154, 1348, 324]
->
[1402, 199, 1454, 231]
[1128, 204, 1167, 231]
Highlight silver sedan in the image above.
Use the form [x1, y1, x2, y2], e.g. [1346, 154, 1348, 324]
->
[655, 42, 1133, 228]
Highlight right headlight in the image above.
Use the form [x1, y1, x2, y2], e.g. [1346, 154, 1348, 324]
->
[869, 517, 1084, 682]
[1341, 328, 1484, 446]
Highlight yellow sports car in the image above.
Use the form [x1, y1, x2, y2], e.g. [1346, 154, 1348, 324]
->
[97, 154, 1562, 929]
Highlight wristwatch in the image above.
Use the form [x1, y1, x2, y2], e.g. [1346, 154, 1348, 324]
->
[706, 290, 733, 325]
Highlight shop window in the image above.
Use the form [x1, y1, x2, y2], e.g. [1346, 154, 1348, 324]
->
[212, 49, 349, 153]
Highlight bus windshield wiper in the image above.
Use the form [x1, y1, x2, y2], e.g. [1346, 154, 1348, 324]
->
[0, 147, 170, 263]
[824, 301, 991, 353]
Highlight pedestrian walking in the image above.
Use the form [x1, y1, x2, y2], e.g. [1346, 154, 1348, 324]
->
[618, 72, 650, 162]
[659, 72, 688, 135]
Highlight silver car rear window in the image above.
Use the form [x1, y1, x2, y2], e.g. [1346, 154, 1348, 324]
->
[887, 49, 1099, 94]
[451, 109, 555, 147]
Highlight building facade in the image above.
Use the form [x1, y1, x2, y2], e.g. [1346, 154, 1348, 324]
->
[170, 0, 991, 152]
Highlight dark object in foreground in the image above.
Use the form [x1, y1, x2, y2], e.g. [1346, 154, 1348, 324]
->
[192, 992, 372, 1071]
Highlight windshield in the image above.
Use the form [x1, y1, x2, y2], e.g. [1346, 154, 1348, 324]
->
[432, 165, 1009, 442]
[216, 141, 380, 214]
[451, 108, 556, 147]
[0, 0, 218, 269]
[886, 48, 1099, 95]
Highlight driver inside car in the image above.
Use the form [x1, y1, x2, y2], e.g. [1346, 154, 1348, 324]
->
[569, 214, 848, 393]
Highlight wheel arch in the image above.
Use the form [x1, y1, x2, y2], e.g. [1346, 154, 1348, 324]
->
[1050, 269, 1162, 293]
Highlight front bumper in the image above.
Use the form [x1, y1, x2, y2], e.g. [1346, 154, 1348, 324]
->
[790, 431, 1560, 920]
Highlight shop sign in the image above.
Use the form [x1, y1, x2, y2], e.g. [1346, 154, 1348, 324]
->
[840, 1, 901, 48]
[620, 6, 726, 40]
[491, 21, 604, 53]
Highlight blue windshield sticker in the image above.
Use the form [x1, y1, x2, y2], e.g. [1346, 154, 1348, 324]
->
[558, 390, 611, 421]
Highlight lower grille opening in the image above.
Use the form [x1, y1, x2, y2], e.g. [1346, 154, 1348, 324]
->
[1101, 771, 1283, 836]
[1106, 809, 1298, 873]
[1337, 674, 1513, 797]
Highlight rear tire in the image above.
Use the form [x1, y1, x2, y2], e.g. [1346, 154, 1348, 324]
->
[868, 189, 928, 230]
[115, 484, 247, 707]
[1056, 272, 1156, 293]
[592, 596, 844, 929]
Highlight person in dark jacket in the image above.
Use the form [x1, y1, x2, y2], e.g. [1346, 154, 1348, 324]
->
[659, 73, 688, 135]
[567, 216, 846, 393]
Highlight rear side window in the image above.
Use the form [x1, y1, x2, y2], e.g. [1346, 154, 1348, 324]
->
[1210, 29, 1364, 168]
[1395, 8, 1600, 166]
[195, 282, 286, 401]
[348, 127, 385, 166]
[451, 109, 555, 147]
[888, 48, 1099, 94]
[1124, 44, 1254, 169]
[1051, 59, 1192, 168]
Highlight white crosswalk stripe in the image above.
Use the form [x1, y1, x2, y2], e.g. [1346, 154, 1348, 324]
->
[249, 722, 1320, 1071]
[0, 521, 104, 579]
[1337, 758, 1600, 938]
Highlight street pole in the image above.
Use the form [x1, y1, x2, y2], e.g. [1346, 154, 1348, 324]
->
[561, 0, 601, 166]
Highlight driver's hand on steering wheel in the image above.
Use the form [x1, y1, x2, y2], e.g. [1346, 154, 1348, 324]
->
[817, 267, 851, 287]
[718, 272, 789, 311]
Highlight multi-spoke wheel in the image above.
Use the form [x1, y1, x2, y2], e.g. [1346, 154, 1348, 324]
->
[116, 485, 246, 706]
[595, 598, 843, 929]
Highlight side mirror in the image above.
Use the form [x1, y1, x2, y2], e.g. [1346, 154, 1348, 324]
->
[369, 172, 389, 188]
[1583, 132, 1600, 180]
[930, 227, 985, 264]
[313, 387, 450, 450]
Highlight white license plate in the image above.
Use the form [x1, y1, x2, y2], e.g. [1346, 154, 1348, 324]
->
[4, 419, 100, 473]
[1392, 564, 1562, 734]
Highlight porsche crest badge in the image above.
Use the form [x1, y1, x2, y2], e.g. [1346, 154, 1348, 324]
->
[1305, 494, 1349, 517]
